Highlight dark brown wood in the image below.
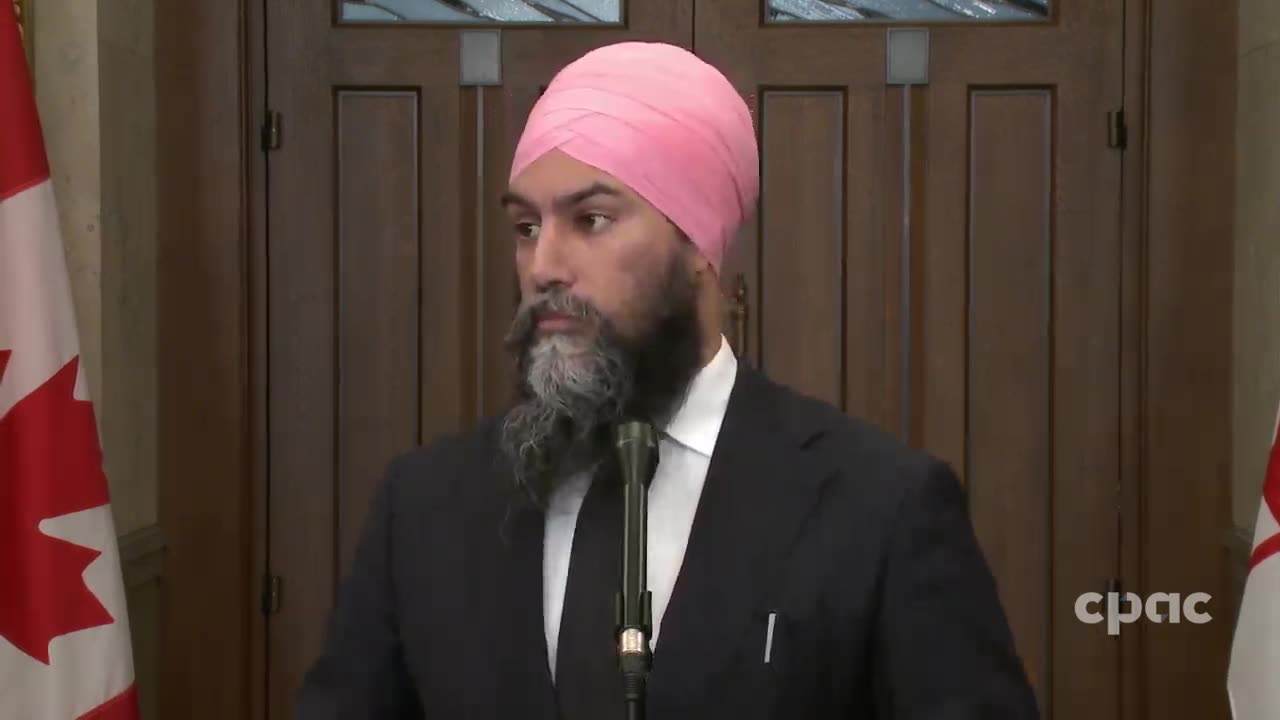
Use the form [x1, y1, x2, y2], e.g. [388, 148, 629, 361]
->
[418, 78, 468, 445]
[844, 86, 886, 429]
[1138, 0, 1237, 717]
[905, 85, 928, 450]
[1040, 7, 1125, 718]
[480, 84, 518, 418]
[263, 10, 466, 714]
[336, 91, 422, 575]
[880, 87, 904, 439]
[266, 5, 352, 711]
[760, 90, 846, 408]
[953, 13, 1122, 717]
[1119, 1, 1151, 718]
[247, 1, 269, 718]
[918, 78, 966, 472]
[966, 89, 1053, 700]
[154, 2, 253, 720]
[457, 86, 481, 425]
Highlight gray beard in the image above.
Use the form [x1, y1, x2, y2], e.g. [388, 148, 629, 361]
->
[498, 252, 703, 507]
[499, 332, 633, 505]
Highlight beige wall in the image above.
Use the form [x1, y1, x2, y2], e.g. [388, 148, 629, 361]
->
[31, 0, 157, 537]
[1234, 0, 1280, 536]
[31, 0, 99, 432]
[29, 1, 161, 716]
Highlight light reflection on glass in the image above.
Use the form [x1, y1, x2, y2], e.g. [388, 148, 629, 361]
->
[766, 0, 1049, 22]
[340, 0, 622, 23]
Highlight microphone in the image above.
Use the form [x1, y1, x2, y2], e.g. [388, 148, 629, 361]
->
[615, 419, 658, 490]
[614, 420, 657, 720]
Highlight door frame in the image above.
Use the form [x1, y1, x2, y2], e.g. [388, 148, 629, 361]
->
[152, 1, 1236, 718]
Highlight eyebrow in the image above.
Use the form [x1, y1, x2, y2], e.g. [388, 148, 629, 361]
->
[500, 182, 625, 213]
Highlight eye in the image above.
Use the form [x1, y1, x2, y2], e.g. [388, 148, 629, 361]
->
[578, 212, 612, 233]
[514, 221, 541, 241]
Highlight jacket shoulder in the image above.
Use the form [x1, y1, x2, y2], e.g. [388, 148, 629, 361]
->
[381, 414, 506, 506]
[760, 372, 934, 463]
[758, 371, 953, 499]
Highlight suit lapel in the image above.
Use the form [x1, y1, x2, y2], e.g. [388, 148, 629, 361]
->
[646, 366, 831, 714]
[492, 481, 561, 718]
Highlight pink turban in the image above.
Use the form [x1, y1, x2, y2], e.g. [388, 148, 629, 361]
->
[509, 42, 759, 274]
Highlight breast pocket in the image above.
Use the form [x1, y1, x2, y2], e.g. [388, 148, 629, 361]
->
[739, 608, 826, 717]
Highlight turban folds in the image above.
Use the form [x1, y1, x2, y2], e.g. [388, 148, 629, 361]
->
[509, 42, 759, 274]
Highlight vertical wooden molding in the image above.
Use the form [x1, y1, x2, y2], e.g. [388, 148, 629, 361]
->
[155, 0, 254, 717]
[1138, 0, 1237, 718]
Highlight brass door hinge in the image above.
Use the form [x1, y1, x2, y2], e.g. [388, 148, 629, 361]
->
[262, 574, 283, 615]
[1107, 109, 1127, 150]
[262, 110, 282, 151]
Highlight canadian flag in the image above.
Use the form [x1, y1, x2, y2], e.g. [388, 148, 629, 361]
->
[1228, 406, 1280, 719]
[0, 2, 140, 719]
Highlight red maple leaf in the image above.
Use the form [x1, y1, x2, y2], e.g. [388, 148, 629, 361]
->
[0, 353, 114, 664]
[1248, 433, 1280, 572]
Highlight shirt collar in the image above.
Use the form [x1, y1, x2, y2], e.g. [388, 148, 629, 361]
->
[658, 334, 737, 457]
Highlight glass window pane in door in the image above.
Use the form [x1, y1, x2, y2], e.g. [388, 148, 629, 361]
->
[340, 0, 623, 23]
[765, 0, 1049, 22]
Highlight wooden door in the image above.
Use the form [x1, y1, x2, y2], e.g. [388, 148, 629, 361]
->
[698, 2, 1124, 719]
[263, 2, 691, 716]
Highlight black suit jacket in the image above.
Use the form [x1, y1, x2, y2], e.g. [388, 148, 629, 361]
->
[296, 364, 1040, 719]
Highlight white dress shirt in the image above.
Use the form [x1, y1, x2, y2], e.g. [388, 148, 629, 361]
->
[542, 334, 738, 678]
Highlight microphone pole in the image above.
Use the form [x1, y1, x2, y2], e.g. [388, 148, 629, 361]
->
[614, 420, 658, 720]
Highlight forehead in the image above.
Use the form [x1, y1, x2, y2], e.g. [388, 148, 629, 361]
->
[507, 149, 644, 206]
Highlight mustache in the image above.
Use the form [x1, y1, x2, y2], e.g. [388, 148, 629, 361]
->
[503, 288, 602, 351]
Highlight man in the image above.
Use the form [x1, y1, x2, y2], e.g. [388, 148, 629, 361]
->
[296, 41, 1038, 719]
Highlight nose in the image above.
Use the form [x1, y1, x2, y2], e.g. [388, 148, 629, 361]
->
[527, 223, 575, 292]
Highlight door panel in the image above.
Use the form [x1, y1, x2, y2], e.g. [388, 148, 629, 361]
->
[966, 88, 1053, 704]
[759, 90, 849, 406]
[264, 3, 691, 716]
[332, 90, 424, 577]
[696, 2, 1124, 718]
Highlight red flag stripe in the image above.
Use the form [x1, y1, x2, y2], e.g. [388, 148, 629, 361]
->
[1248, 532, 1280, 572]
[1246, 429, 1280, 572]
[1264, 419, 1280, 526]
[0, 0, 50, 201]
[76, 684, 140, 720]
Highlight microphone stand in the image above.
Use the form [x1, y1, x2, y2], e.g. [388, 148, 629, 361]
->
[614, 421, 658, 720]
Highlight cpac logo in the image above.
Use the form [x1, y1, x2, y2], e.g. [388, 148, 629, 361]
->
[1074, 592, 1212, 636]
